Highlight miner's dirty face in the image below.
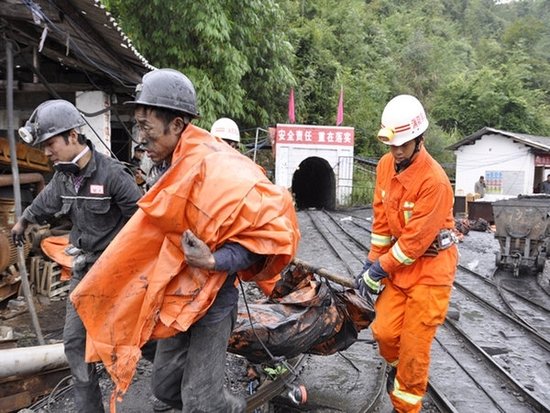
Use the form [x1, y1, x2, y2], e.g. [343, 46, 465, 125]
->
[41, 131, 80, 164]
[134, 106, 183, 165]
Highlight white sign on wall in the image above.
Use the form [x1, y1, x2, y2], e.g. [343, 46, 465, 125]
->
[274, 124, 355, 205]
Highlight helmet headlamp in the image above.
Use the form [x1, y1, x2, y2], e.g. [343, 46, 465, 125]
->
[18, 123, 35, 144]
[377, 127, 395, 143]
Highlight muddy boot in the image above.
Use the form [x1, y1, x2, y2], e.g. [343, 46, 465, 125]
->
[151, 395, 173, 412]
[386, 366, 397, 394]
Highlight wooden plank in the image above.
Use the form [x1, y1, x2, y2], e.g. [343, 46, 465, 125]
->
[36, 261, 69, 298]
[0, 280, 19, 303]
[49, 284, 70, 298]
[0, 391, 32, 413]
[0, 367, 71, 412]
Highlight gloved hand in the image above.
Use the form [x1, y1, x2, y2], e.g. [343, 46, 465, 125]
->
[355, 259, 373, 290]
[356, 260, 388, 295]
[11, 219, 27, 247]
[181, 229, 215, 270]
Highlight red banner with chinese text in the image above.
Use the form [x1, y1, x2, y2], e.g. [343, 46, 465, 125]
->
[535, 154, 550, 166]
[275, 124, 354, 147]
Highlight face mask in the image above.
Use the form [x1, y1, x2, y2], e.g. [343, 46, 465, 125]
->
[54, 146, 90, 175]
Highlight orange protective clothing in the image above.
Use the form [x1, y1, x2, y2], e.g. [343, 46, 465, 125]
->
[368, 146, 457, 413]
[70, 124, 300, 402]
[40, 235, 72, 281]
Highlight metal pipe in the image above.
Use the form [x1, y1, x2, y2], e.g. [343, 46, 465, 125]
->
[0, 343, 68, 379]
[253, 127, 260, 163]
[292, 257, 355, 288]
[0, 173, 45, 193]
[6, 39, 45, 345]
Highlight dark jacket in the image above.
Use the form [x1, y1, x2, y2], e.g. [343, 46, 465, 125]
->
[22, 145, 142, 253]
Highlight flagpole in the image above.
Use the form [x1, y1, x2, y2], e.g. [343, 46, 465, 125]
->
[288, 88, 296, 124]
[336, 86, 344, 126]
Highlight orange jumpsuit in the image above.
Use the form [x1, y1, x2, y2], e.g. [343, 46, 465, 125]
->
[368, 146, 457, 413]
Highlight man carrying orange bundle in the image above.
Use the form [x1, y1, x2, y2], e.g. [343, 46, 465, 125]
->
[71, 68, 300, 413]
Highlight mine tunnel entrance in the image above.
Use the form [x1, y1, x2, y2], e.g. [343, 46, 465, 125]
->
[292, 156, 336, 210]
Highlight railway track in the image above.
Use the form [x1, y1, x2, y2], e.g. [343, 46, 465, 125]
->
[26, 207, 550, 412]
[298, 208, 550, 413]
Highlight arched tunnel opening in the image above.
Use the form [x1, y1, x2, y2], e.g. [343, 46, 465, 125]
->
[292, 156, 336, 210]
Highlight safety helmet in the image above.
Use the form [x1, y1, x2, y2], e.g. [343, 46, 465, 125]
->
[18, 100, 86, 146]
[377, 94, 428, 146]
[210, 117, 240, 143]
[125, 68, 199, 117]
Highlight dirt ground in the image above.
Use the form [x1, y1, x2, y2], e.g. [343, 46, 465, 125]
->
[1, 207, 500, 413]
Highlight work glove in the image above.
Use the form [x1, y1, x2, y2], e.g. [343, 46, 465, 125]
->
[181, 229, 215, 270]
[11, 220, 27, 247]
[356, 260, 388, 295]
[354, 259, 373, 291]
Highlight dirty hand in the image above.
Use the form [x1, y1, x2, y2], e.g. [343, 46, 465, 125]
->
[357, 260, 387, 295]
[181, 229, 215, 270]
[11, 219, 27, 247]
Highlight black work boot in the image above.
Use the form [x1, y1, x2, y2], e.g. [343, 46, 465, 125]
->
[386, 366, 397, 394]
[150, 395, 174, 412]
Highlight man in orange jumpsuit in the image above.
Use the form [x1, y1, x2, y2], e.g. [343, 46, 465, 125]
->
[356, 95, 458, 413]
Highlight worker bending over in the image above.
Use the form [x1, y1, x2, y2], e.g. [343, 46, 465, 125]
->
[12, 100, 142, 413]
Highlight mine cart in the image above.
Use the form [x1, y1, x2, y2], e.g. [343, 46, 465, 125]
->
[493, 195, 550, 276]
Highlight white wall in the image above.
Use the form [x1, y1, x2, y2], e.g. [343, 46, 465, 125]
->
[76, 91, 111, 155]
[275, 144, 354, 204]
[0, 110, 26, 134]
[454, 133, 534, 200]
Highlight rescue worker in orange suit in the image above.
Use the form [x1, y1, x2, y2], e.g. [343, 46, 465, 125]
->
[12, 100, 143, 413]
[355, 95, 458, 413]
[70, 69, 300, 413]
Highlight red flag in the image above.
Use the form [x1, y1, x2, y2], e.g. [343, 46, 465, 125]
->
[288, 88, 296, 123]
[336, 87, 344, 126]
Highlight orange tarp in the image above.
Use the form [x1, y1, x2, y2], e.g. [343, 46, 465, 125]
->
[71, 125, 300, 404]
[40, 235, 72, 280]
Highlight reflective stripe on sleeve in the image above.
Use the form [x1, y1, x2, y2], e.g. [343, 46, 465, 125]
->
[391, 242, 415, 265]
[392, 379, 423, 406]
[371, 233, 392, 247]
[403, 201, 414, 225]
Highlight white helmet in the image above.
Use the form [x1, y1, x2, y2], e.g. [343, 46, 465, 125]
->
[210, 117, 240, 143]
[377, 94, 428, 146]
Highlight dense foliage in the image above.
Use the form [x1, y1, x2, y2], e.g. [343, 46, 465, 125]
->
[104, 0, 550, 163]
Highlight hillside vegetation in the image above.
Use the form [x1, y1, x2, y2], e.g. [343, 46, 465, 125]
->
[104, 0, 550, 163]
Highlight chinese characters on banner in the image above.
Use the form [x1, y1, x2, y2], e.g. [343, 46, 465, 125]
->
[535, 154, 550, 166]
[275, 124, 354, 147]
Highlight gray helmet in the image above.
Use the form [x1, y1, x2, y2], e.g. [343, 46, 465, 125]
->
[125, 68, 199, 117]
[18, 99, 86, 146]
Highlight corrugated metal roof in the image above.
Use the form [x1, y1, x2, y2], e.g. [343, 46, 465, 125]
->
[447, 127, 550, 152]
[1, 0, 154, 87]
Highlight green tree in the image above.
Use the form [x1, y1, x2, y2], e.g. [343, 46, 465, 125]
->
[103, 0, 294, 131]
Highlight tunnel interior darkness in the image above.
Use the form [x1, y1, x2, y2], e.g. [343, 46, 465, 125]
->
[292, 156, 336, 210]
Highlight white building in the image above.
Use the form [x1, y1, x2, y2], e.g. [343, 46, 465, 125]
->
[448, 127, 550, 201]
[273, 124, 355, 209]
